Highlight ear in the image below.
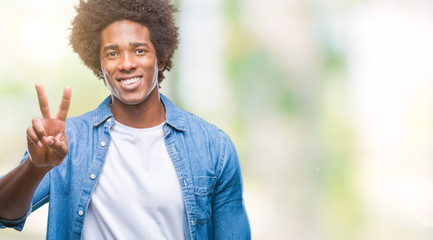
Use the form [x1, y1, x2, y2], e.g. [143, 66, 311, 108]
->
[158, 61, 166, 71]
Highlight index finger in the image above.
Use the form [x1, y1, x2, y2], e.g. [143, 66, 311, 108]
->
[56, 86, 71, 121]
[35, 82, 50, 119]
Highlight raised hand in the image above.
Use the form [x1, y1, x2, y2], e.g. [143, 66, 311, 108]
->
[26, 83, 71, 168]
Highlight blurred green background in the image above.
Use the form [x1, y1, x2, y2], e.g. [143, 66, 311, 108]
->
[1, 0, 433, 239]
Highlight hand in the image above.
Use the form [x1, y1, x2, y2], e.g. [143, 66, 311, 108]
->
[26, 83, 71, 168]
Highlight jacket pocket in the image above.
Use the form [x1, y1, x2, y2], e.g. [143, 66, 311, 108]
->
[193, 176, 216, 224]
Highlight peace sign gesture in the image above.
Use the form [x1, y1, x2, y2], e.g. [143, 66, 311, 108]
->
[26, 83, 72, 168]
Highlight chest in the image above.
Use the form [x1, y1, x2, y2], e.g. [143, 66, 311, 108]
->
[96, 129, 183, 206]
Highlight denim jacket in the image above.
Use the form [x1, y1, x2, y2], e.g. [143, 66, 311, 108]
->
[0, 94, 251, 240]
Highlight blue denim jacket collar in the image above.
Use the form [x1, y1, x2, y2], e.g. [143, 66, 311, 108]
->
[92, 94, 186, 132]
[92, 96, 112, 127]
[161, 94, 187, 132]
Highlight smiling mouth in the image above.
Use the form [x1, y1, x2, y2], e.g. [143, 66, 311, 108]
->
[119, 77, 140, 85]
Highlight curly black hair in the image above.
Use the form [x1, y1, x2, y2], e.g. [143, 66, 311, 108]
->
[69, 0, 179, 84]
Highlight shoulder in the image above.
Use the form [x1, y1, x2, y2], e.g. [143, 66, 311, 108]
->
[65, 110, 93, 132]
[177, 107, 241, 185]
[162, 94, 230, 142]
[184, 110, 225, 136]
[180, 107, 232, 146]
[175, 107, 238, 169]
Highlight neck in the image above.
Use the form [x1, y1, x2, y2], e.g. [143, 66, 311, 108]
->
[110, 88, 165, 128]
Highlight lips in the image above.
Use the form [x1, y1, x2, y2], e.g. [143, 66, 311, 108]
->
[116, 76, 142, 90]
[120, 77, 140, 85]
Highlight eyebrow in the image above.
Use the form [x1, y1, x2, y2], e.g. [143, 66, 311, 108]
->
[102, 42, 150, 52]
[130, 42, 150, 48]
[102, 44, 118, 52]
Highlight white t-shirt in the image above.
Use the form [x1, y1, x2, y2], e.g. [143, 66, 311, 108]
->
[81, 120, 185, 240]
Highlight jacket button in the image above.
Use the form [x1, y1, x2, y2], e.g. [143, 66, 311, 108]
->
[100, 141, 106, 147]
[90, 174, 96, 180]
[78, 210, 84, 216]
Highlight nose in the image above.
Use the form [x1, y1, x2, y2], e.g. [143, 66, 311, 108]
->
[118, 52, 137, 71]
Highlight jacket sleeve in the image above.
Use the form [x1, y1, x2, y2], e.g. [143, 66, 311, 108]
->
[0, 152, 50, 231]
[211, 135, 251, 240]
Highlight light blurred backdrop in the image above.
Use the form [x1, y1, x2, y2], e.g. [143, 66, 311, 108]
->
[1, 0, 433, 239]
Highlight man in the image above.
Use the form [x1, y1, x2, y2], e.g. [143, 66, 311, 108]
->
[0, 0, 251, 239]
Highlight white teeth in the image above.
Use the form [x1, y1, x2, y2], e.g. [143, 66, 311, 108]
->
[121, 77, 140, 85]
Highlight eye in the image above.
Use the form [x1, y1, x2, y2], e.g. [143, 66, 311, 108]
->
[135, 49, 147, 55]
[105, 51, 119, 58]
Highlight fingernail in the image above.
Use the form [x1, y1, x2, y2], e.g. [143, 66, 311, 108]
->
[48, 139, 54, 146]
[37, 141, 43, 148]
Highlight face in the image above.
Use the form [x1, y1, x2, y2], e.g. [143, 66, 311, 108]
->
[100, 20, 164, 106]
